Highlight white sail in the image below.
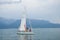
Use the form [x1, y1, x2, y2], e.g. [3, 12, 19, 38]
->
[18, 14, 26, 32]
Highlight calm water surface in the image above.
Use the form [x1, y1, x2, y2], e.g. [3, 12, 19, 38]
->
[0, 28, 60, 40]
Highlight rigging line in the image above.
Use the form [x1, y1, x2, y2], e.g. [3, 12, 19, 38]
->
[22, 3, 32, 30]
[29, 18, 32, 30]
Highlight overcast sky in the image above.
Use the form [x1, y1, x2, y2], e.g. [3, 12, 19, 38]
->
[0, 0, 60, 24]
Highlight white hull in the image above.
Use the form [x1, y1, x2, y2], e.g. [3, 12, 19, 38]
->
[17, 32, 34, 35]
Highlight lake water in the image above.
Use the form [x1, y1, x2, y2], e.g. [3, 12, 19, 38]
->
[0, 28, 60, 40]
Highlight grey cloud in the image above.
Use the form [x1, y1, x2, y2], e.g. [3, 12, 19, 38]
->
[0, 0, 60, 23]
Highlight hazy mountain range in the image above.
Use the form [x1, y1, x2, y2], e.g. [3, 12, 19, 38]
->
[0, 17, 60, 29]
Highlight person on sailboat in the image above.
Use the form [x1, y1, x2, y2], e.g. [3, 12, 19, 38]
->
[26, 27, 29, 32]
[25, 26, 31, 32]
[29, 28, 31, 32]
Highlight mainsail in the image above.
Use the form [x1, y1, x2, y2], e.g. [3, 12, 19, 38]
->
[18, 13, 27, 32]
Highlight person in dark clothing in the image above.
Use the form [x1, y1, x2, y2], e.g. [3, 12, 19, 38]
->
[26, 27, 28, 30]
[29, 28, 31, 32]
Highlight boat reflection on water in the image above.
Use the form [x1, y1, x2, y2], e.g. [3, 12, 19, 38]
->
[17, 35, 33, 40]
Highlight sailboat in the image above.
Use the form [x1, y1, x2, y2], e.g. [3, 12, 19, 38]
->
[17, 7, 34, 35]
